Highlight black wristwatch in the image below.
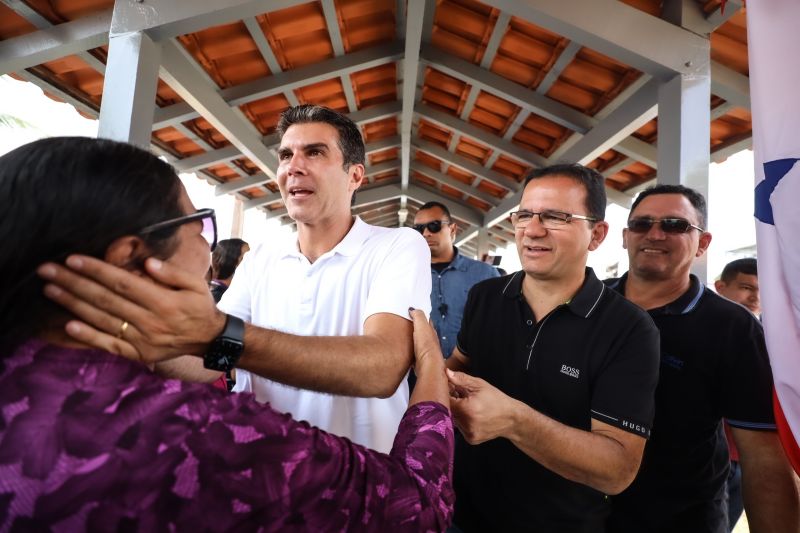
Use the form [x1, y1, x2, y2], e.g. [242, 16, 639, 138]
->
[203, 314, 245, 372]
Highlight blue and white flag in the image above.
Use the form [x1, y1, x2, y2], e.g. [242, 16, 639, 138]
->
[748, 0, 800, 472]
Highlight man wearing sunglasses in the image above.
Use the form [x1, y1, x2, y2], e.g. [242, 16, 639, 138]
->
[412, 201, 499, 364]
[444, 164, 660, 532]
[606, 185, 799, 533]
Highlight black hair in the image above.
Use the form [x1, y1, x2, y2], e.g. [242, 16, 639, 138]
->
[523, 163, 607, 221]
[211, 238, 249, 280]
[277, 105, 365, 170]
[630, 184, 708, 228]
[417, 201, 452, 221]
[720, 257, 757, 283]
[0, 137, 184, 348]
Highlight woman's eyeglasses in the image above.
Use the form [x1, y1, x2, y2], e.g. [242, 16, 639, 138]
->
[138, 208, 218, 251]
[413, 220, 452, 234]
[626, 217, 704, 234]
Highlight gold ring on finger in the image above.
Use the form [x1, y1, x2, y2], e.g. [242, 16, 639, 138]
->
[117, 320, 129, 339]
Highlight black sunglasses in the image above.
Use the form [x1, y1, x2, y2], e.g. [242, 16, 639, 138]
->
[138, 208, 218, 251]
[627, 217, 704, 234]
[413, 220, 452, 234]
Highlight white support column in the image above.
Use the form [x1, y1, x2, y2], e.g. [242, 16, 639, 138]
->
[656, 61, 711, 279]
[98, 31, 161, 147]
[231, 197, 245, 238]
[476, 227, 491, 261]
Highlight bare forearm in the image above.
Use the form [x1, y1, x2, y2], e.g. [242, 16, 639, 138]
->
[155, 356, 222, 383]
[506, 401, 641, 494]
[237, 324, 413, 398]
[741, 457, 800, 533]
[410, 358, 450, 408]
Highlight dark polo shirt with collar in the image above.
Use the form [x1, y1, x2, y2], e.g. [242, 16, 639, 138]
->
[605, 273, 775, 533]
[452, 268, 660, 533]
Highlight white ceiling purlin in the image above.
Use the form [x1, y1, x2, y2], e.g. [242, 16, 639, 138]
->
[153, 42, 403, 129]
[174, 145, 241, 173]
[705, 0, 744, 32]
[484, 188, 522, 228]
[422, 46, 593, 133]
[265, 207, 288, 220]
[417, 102, 549, 168]
[158, 40, 279, 181]
[558, 79, 660, 166]
[243, 191, 282, 209]
[409, 162, 500, 206]
[444, 12, 511, 175]
[400, 0, 426, 194]
[353, 184, 404, 210]
[614, 137, 657, 169]
[321, 0, 358, 113]
[405, 184, 483, 226]
[242, 17, 300, 106]
[0, 0, 108, 73]
[109, 0, 307, 41]
[536, 40, 581, 95]
[0, 9, 112, 76]
[219, 172, 270, 196]
[479, 0, 708, 79]
[547, 73, 652, 163]
[413, 139, 519, 191]
[485, 39, 581, 168]
[710, 61, 750, 109]
[423, 47, 662, 171]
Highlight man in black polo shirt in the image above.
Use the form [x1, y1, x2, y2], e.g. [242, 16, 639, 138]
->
[445, 164, 660, 532]
[606, 184, 800, 533]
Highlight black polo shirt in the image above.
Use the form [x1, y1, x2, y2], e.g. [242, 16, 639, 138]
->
[453, 268, 660, 533]
[606, 273, 775, 533]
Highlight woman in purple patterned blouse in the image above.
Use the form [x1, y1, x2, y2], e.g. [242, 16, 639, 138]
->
[0, 137, 454, 531]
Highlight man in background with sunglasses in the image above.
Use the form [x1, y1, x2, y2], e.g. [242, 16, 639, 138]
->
[444, 164, 660, 532]
[606, 185, 799, 533]
[411, 202, 498, 367]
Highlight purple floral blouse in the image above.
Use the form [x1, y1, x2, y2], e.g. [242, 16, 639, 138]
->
[0, 340, 454, 531]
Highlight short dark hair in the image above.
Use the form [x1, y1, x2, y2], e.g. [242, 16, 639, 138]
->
[630, 184, 708, 228]
[0, 137, 184, 348]
[523, 164, 606, 221]
[720, 257, 757, 283]
[276, 104, 365, 170]
[212, 238, 249, 280]
[417, 201, 452, 220]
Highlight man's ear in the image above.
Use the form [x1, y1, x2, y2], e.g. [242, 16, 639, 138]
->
[104, 235, 150, 274]
[714, 279, 726, 293]
[696, 231, 713, 258]
[349, 163, 365, 191]
[588, 221, 609, 251]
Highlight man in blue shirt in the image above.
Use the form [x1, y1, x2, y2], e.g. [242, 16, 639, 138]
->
[413, 201, 499, 358]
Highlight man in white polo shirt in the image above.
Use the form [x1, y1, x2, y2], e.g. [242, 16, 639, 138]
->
[220, 105, 431, 451]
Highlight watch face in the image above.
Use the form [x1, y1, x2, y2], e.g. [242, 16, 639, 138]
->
[206, 339, 244, 371]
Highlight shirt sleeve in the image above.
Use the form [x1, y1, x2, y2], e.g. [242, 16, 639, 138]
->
[363, 228, 432, 320]
[718, 310, 776, 430]
[590, 312, 661, 439]
[217, 243, 258, 322]
[182, 387, 455, 531]
[455, 282, 479, 358]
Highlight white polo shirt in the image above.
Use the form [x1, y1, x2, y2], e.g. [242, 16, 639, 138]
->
[219, 217, 432, 452]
